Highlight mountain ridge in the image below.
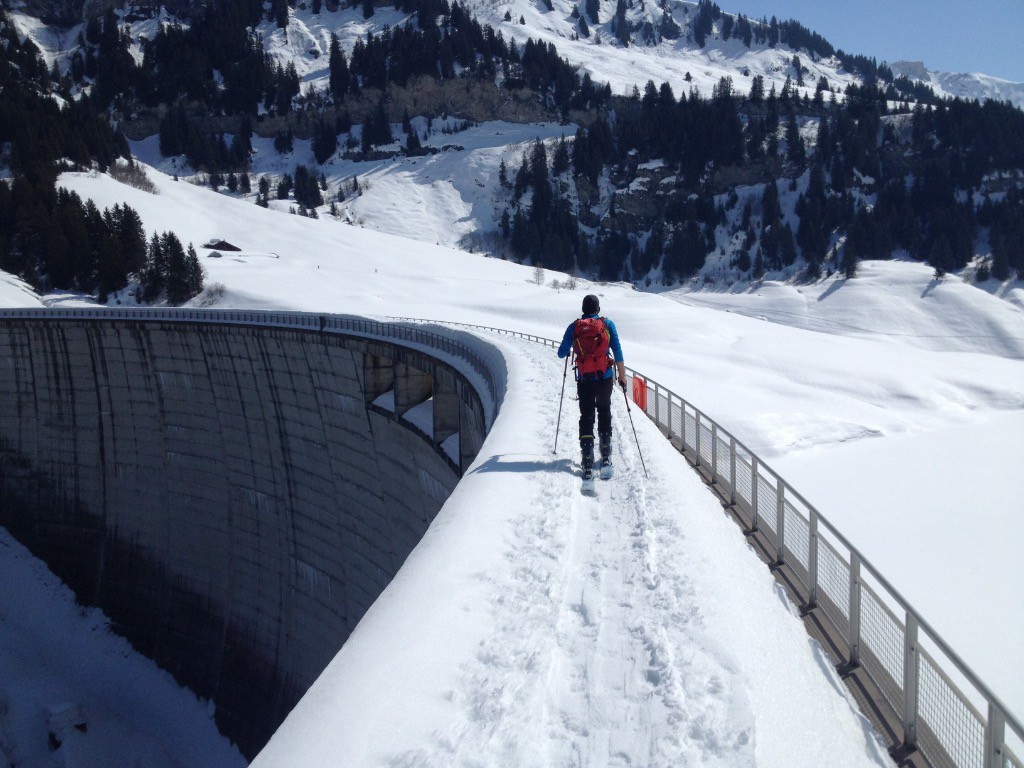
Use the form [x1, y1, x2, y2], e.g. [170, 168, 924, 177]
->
[9, 0, 1023, 109]
[2, 0, 1024, 301]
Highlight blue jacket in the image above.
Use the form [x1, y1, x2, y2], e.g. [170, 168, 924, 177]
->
[558, 314, 624, 380]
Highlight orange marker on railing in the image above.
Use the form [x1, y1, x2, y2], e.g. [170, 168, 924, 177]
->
[632, 375, 648, 411]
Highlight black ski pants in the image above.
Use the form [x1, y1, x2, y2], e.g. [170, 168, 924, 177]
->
[577, 376, 614, 440]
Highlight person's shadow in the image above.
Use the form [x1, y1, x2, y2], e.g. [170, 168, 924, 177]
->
[470, 454, 574, 475]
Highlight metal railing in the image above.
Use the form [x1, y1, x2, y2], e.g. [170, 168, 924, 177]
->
[394, 318, 1023, 768]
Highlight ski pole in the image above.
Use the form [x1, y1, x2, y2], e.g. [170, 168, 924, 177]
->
[620, 380, 648, 478]
[553, 355, 569, 454]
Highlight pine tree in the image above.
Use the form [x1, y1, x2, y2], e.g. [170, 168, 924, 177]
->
[274, 130, 294, 154]
[294, 165, 323, 209]
[329, 34, 350, 100]
[748, 74, 765, 104]
[276, 173, 293, 200]
[552, 137, 570, 175]
[786, 113, 805, 165]
[95, 226, 125, 302]
[816, 115, 832, 164]
[109, 203, 147, 276]
[166, 234, 189, 303]
[184, 243, 204, 299]
[141, 232, 165, 301]
[77, 200, 104, 291]
[312, 121, 338, 164]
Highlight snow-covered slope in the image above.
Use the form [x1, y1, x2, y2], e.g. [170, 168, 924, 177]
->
[129, 119, 573, 254]
[17, 0, 1021, 114]
[0, 529, 247, 768]
[0, 272, 45, 308]
[249, 0, 1023, 107]
[261, 0, 857, 102]
[1, 160, 1021, 765]
[891, 60, 1024, 110]
[463, 0, 856, 98]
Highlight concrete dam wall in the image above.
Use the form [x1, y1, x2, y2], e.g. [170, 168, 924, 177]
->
[0, 310, 499, 759]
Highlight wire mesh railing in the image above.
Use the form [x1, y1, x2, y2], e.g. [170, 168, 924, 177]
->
[639, 370, 1023, 768]
[386, 317, 1023, 768]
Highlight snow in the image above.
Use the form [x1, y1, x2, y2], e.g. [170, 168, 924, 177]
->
[0, 529, 247, 768]
[0, 271, 45, 308]
[890, 61, 1024, 110]
[0, 159, 1020, 764]
[128, 120, 573, 252]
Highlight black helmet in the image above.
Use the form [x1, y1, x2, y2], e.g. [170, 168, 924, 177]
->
[582, 294, 600, 315]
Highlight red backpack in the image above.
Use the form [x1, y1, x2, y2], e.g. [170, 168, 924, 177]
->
[573, 317, 611, 376]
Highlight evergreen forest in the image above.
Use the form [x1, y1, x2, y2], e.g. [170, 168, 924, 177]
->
[2, 0, 1023, 303]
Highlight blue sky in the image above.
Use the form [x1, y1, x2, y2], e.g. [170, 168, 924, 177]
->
[722, 0, 1024, 82]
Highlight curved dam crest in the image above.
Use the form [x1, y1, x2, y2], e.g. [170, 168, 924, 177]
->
[0, 311, 500, 759]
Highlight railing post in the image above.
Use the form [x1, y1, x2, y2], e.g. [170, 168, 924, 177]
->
[774, 480, 785, 567]
[847, 553, 862, 670]
[666, 391, 673, 442]
[694, 411, 702, 469]
[749, 456, 760, 532]
[728, 437, 737, 507]
[711, 422, 718, 483]
[985, 702, 1006, 768]
[902, 613, 920, 753]
[807, 509, 819, 609]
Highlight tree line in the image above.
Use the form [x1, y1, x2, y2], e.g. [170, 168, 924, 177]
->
[498, 73, 1024, 283]
[5, 0, 1023, 294]
[0, 8, 204, 304]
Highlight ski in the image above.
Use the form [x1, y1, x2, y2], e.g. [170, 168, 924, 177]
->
[599, 459, 613, 480]
[581, 469, 596, 494]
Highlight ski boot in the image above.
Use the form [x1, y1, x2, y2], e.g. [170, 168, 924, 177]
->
[598, 433, 614, 480]
[580, 435, 596, 493]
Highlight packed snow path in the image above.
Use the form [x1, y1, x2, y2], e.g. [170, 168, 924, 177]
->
[253, 335, 889, 768]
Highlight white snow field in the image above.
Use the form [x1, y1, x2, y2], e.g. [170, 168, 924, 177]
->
[0, 528, 249, 768]
[1, 161, 1022, 765]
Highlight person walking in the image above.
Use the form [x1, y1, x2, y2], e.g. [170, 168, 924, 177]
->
[557, 294, 626, 484]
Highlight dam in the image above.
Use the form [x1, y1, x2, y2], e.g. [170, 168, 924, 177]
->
[0, 309, 499, 759]
[2, 308, 1019, 768]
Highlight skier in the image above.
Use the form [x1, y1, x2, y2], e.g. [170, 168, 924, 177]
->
[557, 294, 627, 486]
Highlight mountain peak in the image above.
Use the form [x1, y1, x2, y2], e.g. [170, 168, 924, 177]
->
[890, 60, 930, 80]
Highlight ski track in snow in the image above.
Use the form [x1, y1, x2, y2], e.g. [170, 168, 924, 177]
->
[391, 339, 752, 768]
